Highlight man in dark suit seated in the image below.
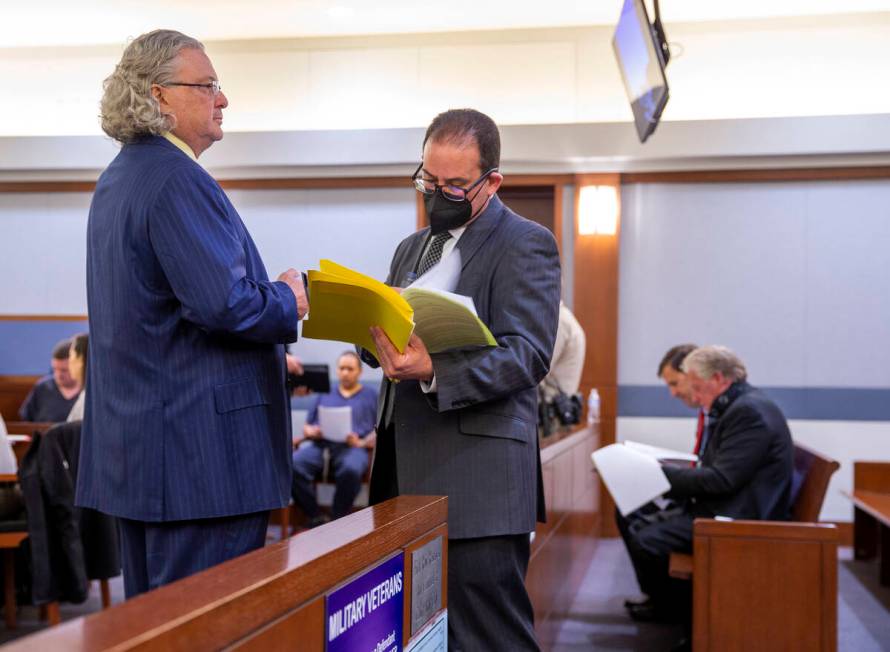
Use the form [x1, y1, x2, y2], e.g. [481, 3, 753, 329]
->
[19, 339, 82, 422]
[622, 345, 793, 624]
[365, 109, 561, 651]
[618, 343, 700, 616]
[291, 351, 378, 526]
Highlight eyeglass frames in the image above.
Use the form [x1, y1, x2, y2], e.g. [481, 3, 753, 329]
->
[411, 163, 498, 202]
[163, 80, 222, 96]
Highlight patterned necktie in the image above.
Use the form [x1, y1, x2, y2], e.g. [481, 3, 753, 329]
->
[417, 232, 452, 277]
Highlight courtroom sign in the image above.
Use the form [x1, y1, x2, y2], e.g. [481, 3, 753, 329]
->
[326, 552, 404, 652]
[410, 536, 443, 635]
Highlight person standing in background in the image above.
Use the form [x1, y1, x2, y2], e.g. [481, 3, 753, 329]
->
[76, 29, 309, 598]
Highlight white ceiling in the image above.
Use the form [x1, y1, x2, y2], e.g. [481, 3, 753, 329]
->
[4, 0, 890, 48]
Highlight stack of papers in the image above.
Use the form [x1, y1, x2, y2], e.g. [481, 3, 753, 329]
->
[301, 259, 495, 358]
[318, 406, 352, 442]
[591, 441, 696, 516]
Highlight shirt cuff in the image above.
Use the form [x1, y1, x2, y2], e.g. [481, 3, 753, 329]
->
[420, 375, 437, 393]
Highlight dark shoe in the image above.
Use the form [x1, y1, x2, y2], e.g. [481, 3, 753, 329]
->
[624, 596, 652, 610]
[669, 636, 691, 652]
[627, 601, 678, 624]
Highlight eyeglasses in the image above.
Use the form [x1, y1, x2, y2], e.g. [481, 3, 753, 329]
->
[412, 163, 498, 202]
[163, 80, 222, 96]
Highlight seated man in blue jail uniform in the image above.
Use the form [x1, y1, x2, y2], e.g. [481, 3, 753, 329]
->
[292, 351, 377, 526]
[19, 339, 82, 423]
[76, 29, 309, 598]
[621, 345, 793, 628]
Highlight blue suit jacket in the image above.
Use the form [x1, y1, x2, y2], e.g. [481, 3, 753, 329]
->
[76, 136, 299, 522]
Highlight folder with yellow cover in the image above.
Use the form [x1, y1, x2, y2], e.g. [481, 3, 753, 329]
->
[301, 260, 496, 359]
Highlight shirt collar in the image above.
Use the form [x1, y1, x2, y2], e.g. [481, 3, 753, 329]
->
[162, 132, 199, 162]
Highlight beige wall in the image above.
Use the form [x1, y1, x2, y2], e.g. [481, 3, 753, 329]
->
[2, 13, 889, 137]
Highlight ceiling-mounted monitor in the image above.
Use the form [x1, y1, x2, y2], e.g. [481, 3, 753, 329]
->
[612, 0, 670, 143]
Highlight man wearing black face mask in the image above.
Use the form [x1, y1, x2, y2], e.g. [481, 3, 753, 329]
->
[363, 109, 561, 651]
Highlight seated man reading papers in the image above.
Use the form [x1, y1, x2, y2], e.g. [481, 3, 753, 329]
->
[602, 345, 793, 626]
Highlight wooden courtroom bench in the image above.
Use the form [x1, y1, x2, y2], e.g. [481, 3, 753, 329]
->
[846, 461, 890, 586]
[669, 442, 840, 652]
[0, 495, 448, 651]
[0, 377, 41, 424]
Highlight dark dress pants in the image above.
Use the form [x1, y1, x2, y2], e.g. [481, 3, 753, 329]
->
[118, 511, 269, 599]
[448, 534, 540, 652]
[292, 441, 369, 519]
[622, 506, 694, 617]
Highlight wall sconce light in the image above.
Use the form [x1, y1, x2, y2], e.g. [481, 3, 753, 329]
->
[578, 185, 618, 236]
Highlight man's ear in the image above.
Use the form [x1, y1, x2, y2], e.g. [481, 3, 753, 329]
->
[486, 171, 504, 196]
[150, 84, 168, 110]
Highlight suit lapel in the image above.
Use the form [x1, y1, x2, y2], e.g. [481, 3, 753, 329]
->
[455, 195, 505, 271]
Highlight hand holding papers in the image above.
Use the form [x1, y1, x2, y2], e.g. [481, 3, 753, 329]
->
[301, 260, 414, 359]
[301, 259, 496, 359]
[317, 406, 353, 443]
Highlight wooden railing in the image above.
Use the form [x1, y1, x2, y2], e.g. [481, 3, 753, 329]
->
[0, 495, 447, 651]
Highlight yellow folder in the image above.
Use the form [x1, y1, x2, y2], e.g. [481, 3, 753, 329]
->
[301, 260, 415, 358]
[301, 259, 497, 358]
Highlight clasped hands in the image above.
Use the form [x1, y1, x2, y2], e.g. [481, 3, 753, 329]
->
[369, 326, 433, 383]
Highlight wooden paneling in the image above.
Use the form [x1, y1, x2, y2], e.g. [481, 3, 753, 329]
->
[621, 166, 890, 184]
[854, 461, 890, 494]
[0, 376, 40, 422]
[0, 174, 575, 196]
[692, 520, 838, 652]
[528, 426, 600, 652]
[230, 597, 326, 652]
[2, 495, 447, 652]
[572, 173, 620, 536]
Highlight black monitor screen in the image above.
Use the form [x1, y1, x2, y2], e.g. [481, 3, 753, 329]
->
[612, 0, 669, 143]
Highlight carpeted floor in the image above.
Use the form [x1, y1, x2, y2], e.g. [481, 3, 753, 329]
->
[550, 539, 890, 651]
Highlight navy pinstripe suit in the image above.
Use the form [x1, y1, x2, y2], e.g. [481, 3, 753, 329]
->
[76, 136, 299, 595]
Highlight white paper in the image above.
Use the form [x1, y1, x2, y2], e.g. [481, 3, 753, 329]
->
[591, 444, 671, 516]
[624, 440, 698, 463]
[0, 432, 17, 474]
[318, 405, 352, 443]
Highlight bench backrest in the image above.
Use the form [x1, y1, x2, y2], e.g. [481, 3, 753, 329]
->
[790, 442, 840, 522]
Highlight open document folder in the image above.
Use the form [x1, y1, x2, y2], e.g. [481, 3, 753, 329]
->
[591, 444, 672, 516]
[301, 259, 496, 358]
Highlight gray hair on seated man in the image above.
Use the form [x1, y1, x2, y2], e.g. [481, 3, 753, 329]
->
[100, 29, 204, 143]
[682, 345, 747, 382]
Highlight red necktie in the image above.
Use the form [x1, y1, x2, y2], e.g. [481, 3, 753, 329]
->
[691, 409, 705, 467]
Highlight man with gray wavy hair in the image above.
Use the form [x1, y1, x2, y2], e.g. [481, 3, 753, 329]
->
[621, 344, 792, 629]
[76, 29, 309, 597]
[681, 345, 747, 388]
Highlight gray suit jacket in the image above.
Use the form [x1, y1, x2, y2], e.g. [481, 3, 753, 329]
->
[368, 196, 561, 539]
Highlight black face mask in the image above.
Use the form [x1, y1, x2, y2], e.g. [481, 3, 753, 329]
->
[424, 189, 475, 235]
